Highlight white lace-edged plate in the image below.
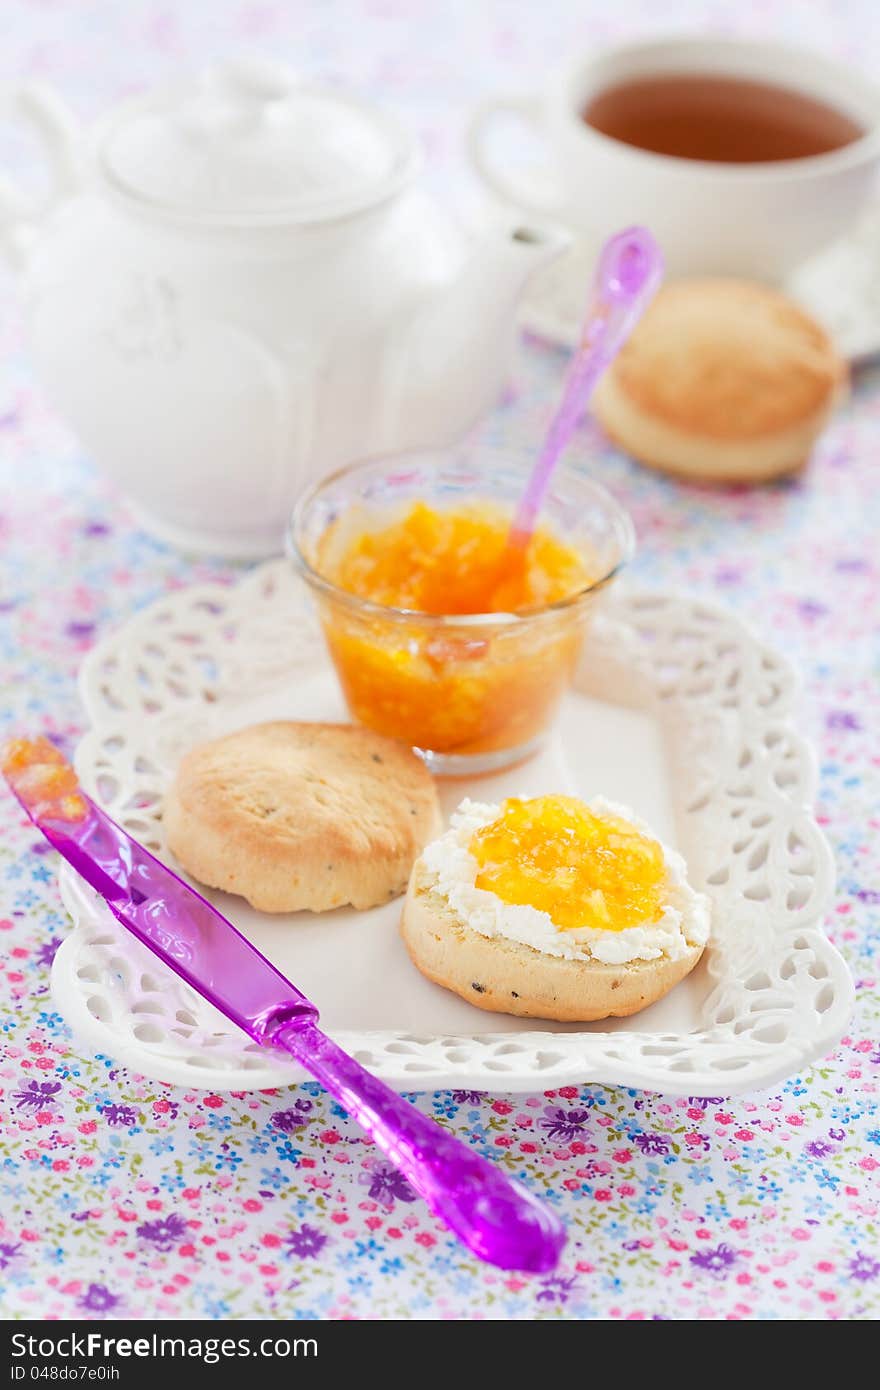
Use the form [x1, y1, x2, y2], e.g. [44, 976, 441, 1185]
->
[51, 561, 851, 1094]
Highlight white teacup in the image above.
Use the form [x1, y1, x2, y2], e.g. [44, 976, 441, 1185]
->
[469, 36, 880, 280]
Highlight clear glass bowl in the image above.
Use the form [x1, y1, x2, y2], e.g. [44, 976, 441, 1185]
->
[289, 448, 635, 775]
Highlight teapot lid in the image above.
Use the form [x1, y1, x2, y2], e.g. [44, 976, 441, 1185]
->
[98, 59, 420, 224]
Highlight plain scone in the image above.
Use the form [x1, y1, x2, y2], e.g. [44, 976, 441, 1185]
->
[593, 278, 846, 483]
[164, 721, 442, 913]
[401, 860, 705, 1023]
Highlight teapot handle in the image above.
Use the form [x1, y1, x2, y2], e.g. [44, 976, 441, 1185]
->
[0, 83, 82, 269]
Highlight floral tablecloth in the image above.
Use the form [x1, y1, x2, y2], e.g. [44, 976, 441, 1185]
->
[1, 0, 879, 1321]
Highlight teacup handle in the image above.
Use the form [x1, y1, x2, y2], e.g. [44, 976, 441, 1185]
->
[468, 95, 564, 215]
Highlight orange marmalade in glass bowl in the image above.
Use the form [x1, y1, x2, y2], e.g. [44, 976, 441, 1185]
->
[290, 451, 635, 774]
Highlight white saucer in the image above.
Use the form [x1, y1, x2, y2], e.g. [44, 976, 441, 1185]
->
[519, 195, 880, 362]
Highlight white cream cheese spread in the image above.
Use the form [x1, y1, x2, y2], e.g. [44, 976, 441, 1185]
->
[420, 796, 711, 965]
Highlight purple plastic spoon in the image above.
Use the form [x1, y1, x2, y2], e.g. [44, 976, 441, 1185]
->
[1, 738, 565, 1273]
[509, 225, 663, 549]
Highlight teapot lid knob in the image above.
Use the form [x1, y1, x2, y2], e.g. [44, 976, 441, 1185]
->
[209, 58, 298, 107]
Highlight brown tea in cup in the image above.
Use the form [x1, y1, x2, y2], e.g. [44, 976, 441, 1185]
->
[582, 73, 864, 163]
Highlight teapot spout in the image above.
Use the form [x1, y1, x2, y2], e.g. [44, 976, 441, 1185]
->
[451, 214, 571, 335]
[509, 220, 571, 260]
[477, 215, 571, 304]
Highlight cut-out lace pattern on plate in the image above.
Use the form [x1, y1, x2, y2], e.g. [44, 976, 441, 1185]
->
[53, 563, 850, 1093]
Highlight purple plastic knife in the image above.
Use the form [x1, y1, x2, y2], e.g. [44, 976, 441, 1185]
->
[2, 736, 565, 1273]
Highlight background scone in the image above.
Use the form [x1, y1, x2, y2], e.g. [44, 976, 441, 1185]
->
[402, 797, 710, 1022]
[165, 721, 441, 913]
[593, 278, 846, 483]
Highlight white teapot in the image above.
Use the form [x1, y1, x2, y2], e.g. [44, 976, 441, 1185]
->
[0, 62, 566, 556]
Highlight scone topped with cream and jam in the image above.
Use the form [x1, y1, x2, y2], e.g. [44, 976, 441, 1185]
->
[401, 794, 709, 1021]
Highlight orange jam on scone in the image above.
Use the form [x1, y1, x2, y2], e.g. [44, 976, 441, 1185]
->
[1, 736, 88, 823]
[313, 502, 594, 757]
[468, 794, 665, 932]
